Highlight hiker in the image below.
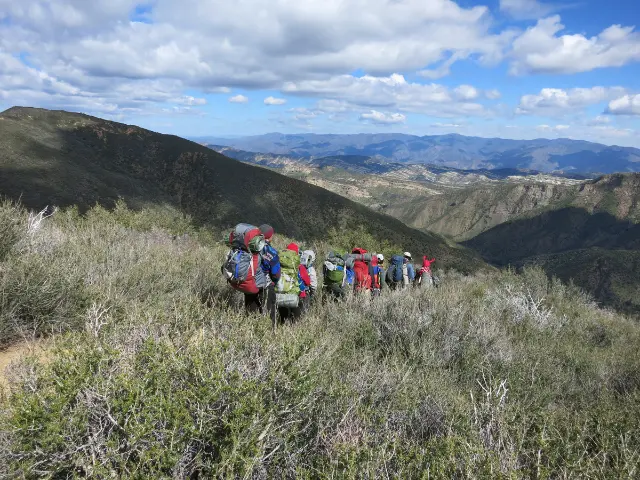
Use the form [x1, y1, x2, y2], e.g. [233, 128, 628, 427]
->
[351, 247, 374, 294]
[386, 251, 415, 289]
[276, 242, 311, 321]
[404, 252, 416, 286]
[300, 249, 318, 302]
[416, 256, 436, 287]
[372, 253, 385, 297]
[222, 223, 280, 326]
[323, 251, 349, 299]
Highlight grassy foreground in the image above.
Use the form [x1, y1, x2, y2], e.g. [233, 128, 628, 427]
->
[1, 201, 639, 478]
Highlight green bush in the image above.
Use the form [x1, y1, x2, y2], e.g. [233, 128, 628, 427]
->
[1, 203, 639, 478]
[0, 200, 23, 261]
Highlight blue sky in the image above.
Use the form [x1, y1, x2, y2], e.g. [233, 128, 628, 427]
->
[1, 0, 639, 146]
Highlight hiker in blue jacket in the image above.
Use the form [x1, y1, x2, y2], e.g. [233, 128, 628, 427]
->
[244, 224, 281, 325]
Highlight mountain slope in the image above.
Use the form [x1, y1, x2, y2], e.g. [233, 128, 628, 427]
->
[198, 132, 640, 173]
[518, 248, 640, 315]
[0, 107, 485, 272]
[380, 173, 640, 314]
[385, 174, 640, 241]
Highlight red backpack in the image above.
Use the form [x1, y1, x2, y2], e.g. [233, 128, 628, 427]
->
[352, 248, 373, 292]
[222, 224, 267, 294]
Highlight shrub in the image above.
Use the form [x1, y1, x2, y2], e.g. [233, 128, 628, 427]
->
[1, 202, 639, 477]
[0, 200, 24, 261]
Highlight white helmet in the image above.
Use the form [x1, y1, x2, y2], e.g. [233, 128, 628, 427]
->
[377, 253, 384, 262]
[403, 251, 412, 260]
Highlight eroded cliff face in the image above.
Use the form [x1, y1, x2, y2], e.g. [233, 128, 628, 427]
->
[385, 183, 573, 240]
[573, 173, 640, 221]
[385, 174, 640, 241]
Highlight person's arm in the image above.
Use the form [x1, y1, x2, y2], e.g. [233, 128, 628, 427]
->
[268, 250, 281, 283]
[308, 266, 318, 290]
[299, 265, 311, 287]
[407, 263, 415, 280]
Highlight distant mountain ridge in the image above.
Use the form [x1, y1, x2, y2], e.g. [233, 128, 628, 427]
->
[197, 132, 640, 174]
[208, 145, 589, 186]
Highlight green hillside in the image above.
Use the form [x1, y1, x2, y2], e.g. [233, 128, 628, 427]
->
[518, 248, 640, 315]
[0, 107, 484, 273]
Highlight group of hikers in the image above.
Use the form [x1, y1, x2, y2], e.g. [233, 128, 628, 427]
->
[221, 223, 438, 324]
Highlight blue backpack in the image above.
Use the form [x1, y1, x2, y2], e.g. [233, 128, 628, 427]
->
[391, 255, 404, 283]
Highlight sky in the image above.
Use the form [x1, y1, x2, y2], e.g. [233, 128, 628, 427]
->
[1, 0, 640, 146]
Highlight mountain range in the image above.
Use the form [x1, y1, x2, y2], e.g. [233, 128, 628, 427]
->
[0, 107, 485, 273]
[198, 133, 640, 174]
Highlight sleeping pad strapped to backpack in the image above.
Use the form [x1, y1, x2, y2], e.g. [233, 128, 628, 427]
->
[222, 223, 267, 294]
[276, 249, 301, 309]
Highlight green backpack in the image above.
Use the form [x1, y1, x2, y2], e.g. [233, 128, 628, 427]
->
[323, 251, 346, 286]
[276, 249, 301, 295]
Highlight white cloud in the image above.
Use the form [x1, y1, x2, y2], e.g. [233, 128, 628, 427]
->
[360, 110, 406, 125]
[178, 95, 207, 106]
[454, 85, 479, 100]
[316, 99, 350, 113]
[264, 96, 287, 105]
[516, 87, 627, 115]
[229, 94, 249, 103]
[283, 74, 494, 117]
[510, 16, 640, 75]
[289, 107, 320, 121]
[606, 94, 640, 115]
[587, 115, 611, 125]
[431, 122, 462, 128]
[0, 49, 206, 117]
[0, 0, 515, 101]
[485, 89, 501, 100]
[499, 0, 555, 20]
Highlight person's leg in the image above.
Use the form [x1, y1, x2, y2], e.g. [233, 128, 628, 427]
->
[299, 295, 310, 314]
[244, 293, 260, 313]
[264, 284, 277, 327]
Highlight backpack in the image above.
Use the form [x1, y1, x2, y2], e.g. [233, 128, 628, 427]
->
[390, 255, 405, 283]
[276, 249, 302, 309]
[350, 248, 375, 292]
[221, 224, 267, 294]
[276, 249, 301, 295]
[323, 251, 346, 287]
[228, 223, 265, 253]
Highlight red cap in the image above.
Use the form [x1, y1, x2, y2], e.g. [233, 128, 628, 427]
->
[286, 242, 299, 254]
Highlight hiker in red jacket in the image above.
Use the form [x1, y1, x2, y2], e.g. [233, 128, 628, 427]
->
[417, 256, 436, 287]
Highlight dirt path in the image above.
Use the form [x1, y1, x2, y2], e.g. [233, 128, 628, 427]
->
[0, 341, 45, 388]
